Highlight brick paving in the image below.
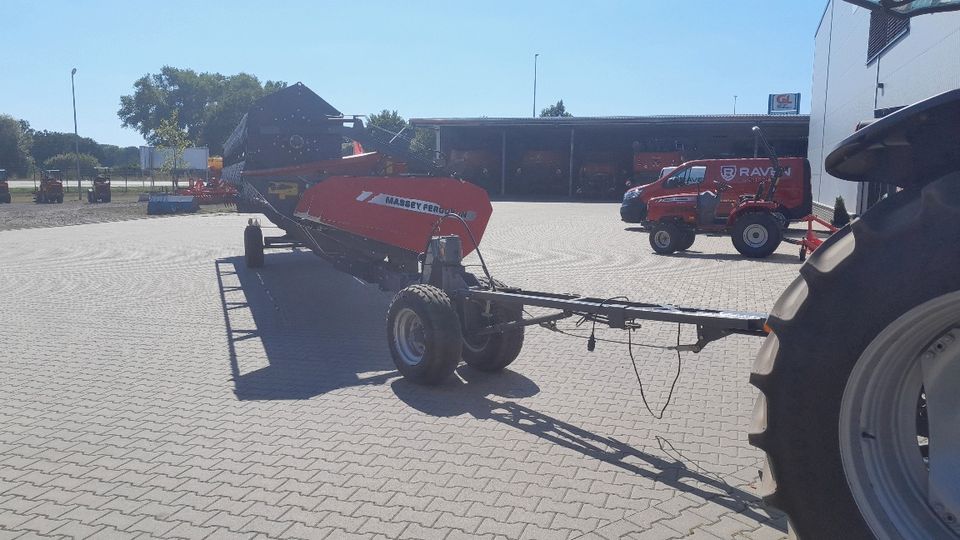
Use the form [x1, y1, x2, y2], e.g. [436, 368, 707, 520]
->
[0, 203, 803, 538]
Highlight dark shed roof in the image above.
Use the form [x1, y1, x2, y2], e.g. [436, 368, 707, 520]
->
[410, 115, 809, 129]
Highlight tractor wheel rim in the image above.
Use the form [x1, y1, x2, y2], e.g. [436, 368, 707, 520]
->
[742, 223, 768, 248]
[840, 290, 960, 539]
[393, 308, 427, 366]
[654, 230, 672, 248]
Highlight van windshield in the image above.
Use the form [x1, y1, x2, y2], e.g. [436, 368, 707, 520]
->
[664, 166, 706, 188]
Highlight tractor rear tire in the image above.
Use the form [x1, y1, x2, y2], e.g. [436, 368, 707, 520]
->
[649, 222, 682, 254]
[461, 279, 525, 372]
[749, 176, 960, 539]
[731, 212, 781, 258]
[676, 230, 696, 251]
[244, 224, 264, 268]
[387, 284, 463, 385]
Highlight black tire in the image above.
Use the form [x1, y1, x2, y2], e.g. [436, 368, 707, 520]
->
[749, 176, 960, 539]
[104, 194, 111, 203]
[57, 195, 63, 204]
[676, 230, 696, 251]
[387, 284, 463, 385]
[648, 222, 681, 254]
[731, 212, 782, 258]
[461, 279, 525, 372]
[87, 192, 94, 203]
[0, 193, 9, 203]
[244, 224, 264, 268]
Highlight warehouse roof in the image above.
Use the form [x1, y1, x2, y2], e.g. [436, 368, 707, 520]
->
[410, 114, 809, 129]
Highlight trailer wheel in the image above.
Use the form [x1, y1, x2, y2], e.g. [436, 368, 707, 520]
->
[731, 212, 781, 258]
[461, 284, 525, 372]
[387, 285, 463, 385]
[676, 230, 696, 251]
[648, 222, 681, 254]
[750, 176, 960, 539]
[244, 224, 264, 268]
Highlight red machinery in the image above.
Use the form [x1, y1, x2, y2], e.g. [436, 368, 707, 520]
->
[87, 170, 111, 203]
[512, 150, 567, 196]
[34, 170, 64, 204]
[638, 131, 812, 258]
[782, 214, 838, 261]
[0, 169, 10, 204]
[176, 177, 238, 205]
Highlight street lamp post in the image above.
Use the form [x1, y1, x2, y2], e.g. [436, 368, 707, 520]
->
[532, 53, 539, 118]
[71, 68, 81, 200]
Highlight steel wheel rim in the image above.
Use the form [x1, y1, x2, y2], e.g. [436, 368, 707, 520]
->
[840, 290, 960, 539]
[654, 230, 672, 248]
[393, 308, 427, 366]
[742, 223, 768, 248]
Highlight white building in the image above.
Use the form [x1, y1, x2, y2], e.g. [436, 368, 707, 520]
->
[809, 2, 960, 213]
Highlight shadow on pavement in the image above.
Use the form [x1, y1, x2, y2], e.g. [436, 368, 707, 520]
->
[215, 250, 398, 400]
[658, 251, 801, 265]
[392, 369, 786, 533]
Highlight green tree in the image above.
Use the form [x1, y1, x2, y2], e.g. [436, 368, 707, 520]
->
[0, 114, 34, 176]
[153, 111, 191, 185]
[31, 130, 103, 165]
[832, 195, 851, 227]
[99, 145, 140, 168]
[540, 100, 572, 117]
[42, 153, 101, 177]
[367, 109, 407, 134]
[118, 67, 285, 154]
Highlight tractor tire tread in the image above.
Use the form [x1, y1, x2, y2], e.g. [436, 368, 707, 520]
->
[749, 174, 960, 538]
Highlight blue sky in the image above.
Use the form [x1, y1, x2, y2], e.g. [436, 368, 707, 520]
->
[0, 1, 824, 148]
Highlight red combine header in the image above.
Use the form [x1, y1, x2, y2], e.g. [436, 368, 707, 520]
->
[223, 83, 492, 285]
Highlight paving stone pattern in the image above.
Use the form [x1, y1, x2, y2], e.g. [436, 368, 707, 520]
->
[0, 203, 804, 538]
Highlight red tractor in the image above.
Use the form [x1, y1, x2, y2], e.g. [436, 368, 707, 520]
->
[644, 127, 805, 258]
[0, 169, 10, 203]
[575, 152, 624, 199]
[87, 170, 111, 203]
[513, 149, 567, 195]
[447, 149, 500, 194]
[34, 170, 64, 204]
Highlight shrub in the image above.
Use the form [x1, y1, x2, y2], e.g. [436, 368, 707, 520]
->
[832, 195, 851, 227]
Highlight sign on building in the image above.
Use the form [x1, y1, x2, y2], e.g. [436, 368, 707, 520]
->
[139, 146, 210, 171]
[768, 93, 801, 115]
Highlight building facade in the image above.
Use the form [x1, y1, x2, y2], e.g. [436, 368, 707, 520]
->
[411, 115, 808, 199]
[809, 1, 960, 213]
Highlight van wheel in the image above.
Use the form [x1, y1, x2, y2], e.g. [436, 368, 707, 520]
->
[732, 212, 782, 258]
[649, 222, 681, 254]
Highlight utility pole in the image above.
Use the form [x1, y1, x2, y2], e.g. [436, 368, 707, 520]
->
[532, 53, 539, 118]
[733, 95, 738, 115]
[71, 68, 81, 200]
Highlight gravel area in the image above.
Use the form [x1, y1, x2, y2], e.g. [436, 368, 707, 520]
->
[0, 196, 233, 231]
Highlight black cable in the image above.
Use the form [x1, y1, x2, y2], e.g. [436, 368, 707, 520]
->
[627, 323, 683, 420]
[419, 212, 494, 289]
[587, 296, 630, 351]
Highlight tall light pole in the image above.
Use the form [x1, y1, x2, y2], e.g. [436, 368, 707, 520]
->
[71, 68, 81, 200]
[532, 53, 539, 118]
[733, 95, 738, 115]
